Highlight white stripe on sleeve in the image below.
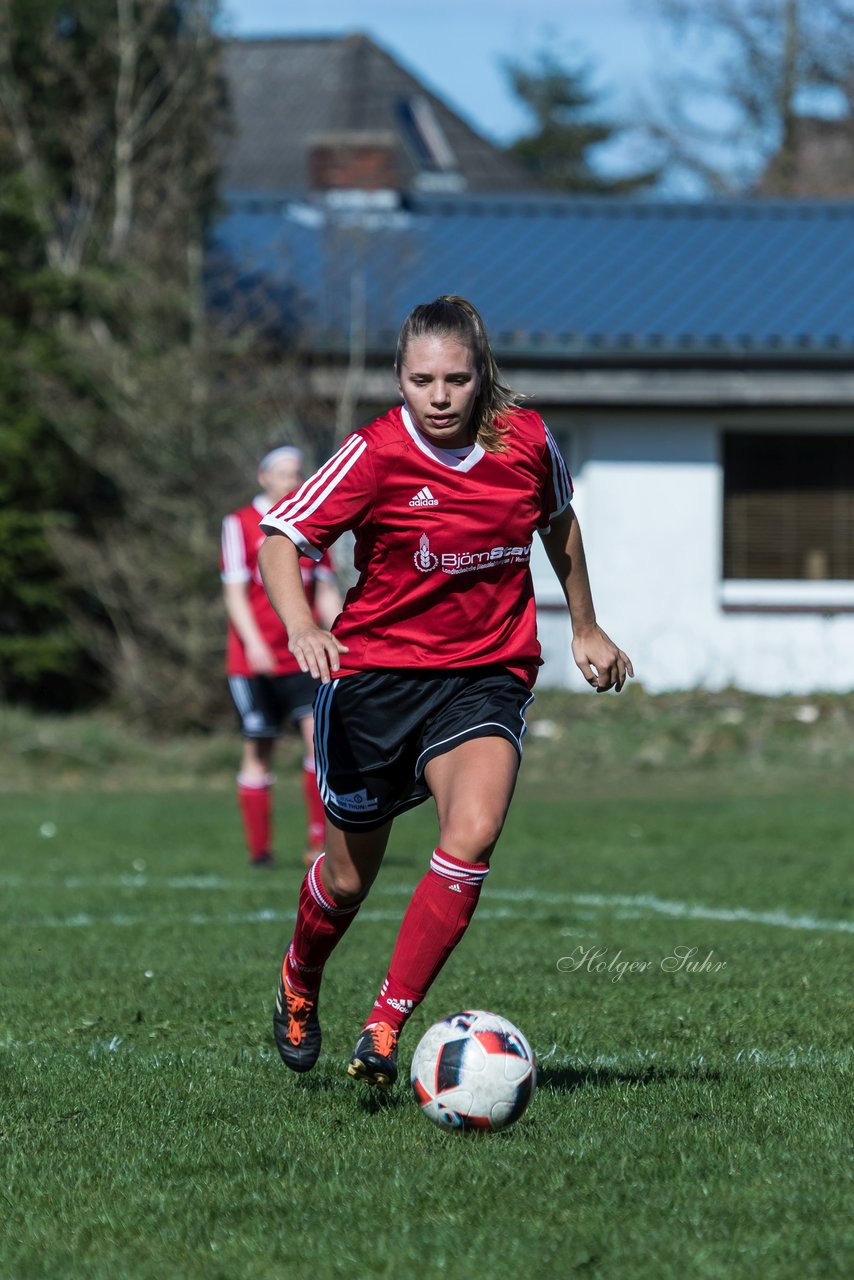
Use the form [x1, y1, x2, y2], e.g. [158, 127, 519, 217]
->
[260, 436, 368, 553]
[544, 424, 573, 518]
[266, 435, 366, 526]
[220, 515, 251, 583]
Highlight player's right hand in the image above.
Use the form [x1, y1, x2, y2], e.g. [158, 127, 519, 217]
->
[288, 626, 349, 684]
[246, 638, 277, 675]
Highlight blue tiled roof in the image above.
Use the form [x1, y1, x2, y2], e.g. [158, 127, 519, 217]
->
[209, 193, 854, 359]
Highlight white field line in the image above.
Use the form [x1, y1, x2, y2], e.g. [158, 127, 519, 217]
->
[1, 873, 852, 934]
[1, 1038, 849, 1072]
[568, 892, 854, 935]
[4, 907, 536, 931]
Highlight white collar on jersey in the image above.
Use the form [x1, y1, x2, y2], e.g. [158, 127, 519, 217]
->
[252, 494, 269, 514]
[401, 406, 485, 472]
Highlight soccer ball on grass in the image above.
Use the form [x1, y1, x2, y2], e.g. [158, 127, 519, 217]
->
[410, 1010, 536, 1132]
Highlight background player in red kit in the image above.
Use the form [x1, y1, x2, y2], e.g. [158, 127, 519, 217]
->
[221, 446, 342, 868]
[259, 297, 632, 1088]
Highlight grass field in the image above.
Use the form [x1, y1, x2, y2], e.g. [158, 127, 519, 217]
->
[1, 691, 852, 1279]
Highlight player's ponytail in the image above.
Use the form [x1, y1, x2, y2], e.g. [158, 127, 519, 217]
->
[395, 295, 524, 452]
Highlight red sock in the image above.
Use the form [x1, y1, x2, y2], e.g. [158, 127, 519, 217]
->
[302, 757, 326, 850]
[237, 773, 272, 861]
[285, 854, 362, 993]
[366, 848, 490, 1034]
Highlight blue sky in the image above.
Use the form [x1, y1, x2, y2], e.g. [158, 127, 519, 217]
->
[219, 0, 675, 147]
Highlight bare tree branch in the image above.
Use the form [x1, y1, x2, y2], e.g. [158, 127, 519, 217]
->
[639, 0, 854, 194]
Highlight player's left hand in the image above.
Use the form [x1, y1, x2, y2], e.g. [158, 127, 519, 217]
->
[571, 626, 634, 693]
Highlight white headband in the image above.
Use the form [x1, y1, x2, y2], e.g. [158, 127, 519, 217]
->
[258, 446, 303, 471]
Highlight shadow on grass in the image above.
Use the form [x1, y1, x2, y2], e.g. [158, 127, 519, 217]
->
[289, 1070, 409, 1111]
[538, 1062, 723, 1092]
[353, 1087, 408, 1114]
[288, 1072, 348, 1094]
[286, 1060, 725, 1109]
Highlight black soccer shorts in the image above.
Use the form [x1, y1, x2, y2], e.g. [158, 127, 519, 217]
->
[312, 666, 535, 832]
[228, 671, 319, 738]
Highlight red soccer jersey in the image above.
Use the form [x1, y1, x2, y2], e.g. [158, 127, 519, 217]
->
[259, 406, 572, 688]
[220, 496, 336, 677]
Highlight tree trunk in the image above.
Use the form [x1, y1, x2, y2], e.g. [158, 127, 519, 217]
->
[776, 0, 801, 194]
[110, 0, 137, 254]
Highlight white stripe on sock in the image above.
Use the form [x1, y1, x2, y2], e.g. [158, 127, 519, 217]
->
[430, 850, 490, 885]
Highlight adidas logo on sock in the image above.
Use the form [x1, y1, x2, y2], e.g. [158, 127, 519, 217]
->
[409, 486, 439, 507]
[447, 883, 462, 893]
[385, 996, 414, 1013]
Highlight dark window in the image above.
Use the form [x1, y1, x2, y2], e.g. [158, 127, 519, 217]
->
[723, 432, 854, 580]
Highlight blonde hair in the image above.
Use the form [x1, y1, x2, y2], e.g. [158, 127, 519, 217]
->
[395, 295, 524, 452]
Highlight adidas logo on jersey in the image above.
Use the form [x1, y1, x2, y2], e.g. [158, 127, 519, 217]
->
[409, 486, 439, 507]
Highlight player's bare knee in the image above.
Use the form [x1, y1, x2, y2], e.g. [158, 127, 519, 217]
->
[441, 811, 504, 861]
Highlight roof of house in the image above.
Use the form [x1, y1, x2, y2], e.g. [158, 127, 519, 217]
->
[219, 35, 535, 195]
[210, 192, 854, 363]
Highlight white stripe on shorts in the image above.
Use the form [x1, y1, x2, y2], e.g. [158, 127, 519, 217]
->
[228, 675, 252, 716]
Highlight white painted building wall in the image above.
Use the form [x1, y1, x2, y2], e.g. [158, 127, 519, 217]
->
[533, 417, 854, 695]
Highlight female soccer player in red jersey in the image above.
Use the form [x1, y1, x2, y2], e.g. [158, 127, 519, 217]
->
[221, 446, 341, 868]
[259, 296, 632, 1089]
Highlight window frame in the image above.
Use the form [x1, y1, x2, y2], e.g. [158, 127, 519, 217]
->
[719, 421, 854, 614]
